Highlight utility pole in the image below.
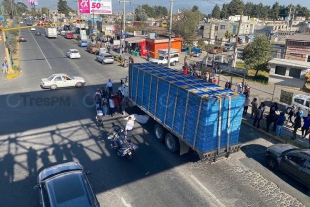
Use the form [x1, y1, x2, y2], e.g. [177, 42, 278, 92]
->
[132, 6, 135, 22]
[167, 0, 173, 67]
[232, 12, 242, 68]
[290, 7, 296, 33]
[118, 0, 131, 55]
[287, 5, 292, 31]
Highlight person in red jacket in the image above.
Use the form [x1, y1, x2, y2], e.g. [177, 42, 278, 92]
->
[113, 95, 119, 114]
[116, 90, 124, 115]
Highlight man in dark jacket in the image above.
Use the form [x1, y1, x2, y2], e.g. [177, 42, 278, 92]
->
[266, 113, 275, 133]
[253, 106, 262, 128]
[276, 112, 286, 136]
[292, 116, 301, 140]
[302, 115, 310, 138]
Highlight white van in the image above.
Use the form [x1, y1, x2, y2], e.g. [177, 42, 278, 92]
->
[149, 48, 179, 66]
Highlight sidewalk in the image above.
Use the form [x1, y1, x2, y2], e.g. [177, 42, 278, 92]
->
[242, 111, 309, 149]
[127, 54, 310, 149]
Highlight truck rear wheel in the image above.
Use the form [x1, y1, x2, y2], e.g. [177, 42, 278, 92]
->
[154, 124, 165, 142]
[165, 133, 180, 153]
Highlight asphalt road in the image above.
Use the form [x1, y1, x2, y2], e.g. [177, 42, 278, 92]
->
[0, 27, 309, 207]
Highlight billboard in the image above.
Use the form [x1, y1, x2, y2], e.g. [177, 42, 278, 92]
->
[28, 0, 38, 6]
[78, 0, 112, 14]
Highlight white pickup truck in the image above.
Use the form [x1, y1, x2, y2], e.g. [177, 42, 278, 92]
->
[149, 49, 179, 66]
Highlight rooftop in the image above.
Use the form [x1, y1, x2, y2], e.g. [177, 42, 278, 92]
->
[286, 34, 310, 41]
[269, 58, 310, 69]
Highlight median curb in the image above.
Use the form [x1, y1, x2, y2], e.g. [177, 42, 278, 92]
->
[242, 119, 307, 149]
[6, 72, 19, 79]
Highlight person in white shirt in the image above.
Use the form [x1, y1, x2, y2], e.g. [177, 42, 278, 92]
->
[237, 83, 242, 93]
[243, 95, 250, 116]
[125, 116, 135, 141]
[106, 79, 113, 94]
[109, 96, 115, 117]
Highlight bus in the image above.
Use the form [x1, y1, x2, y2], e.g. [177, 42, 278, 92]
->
[26, 18, 33, 26]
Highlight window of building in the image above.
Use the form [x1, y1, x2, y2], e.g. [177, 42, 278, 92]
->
[215, 26, 218, 31]
[290, 53, 302, 58]
[220, 25, 225, 30]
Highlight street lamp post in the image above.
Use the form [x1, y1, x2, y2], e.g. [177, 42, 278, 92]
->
[167, 0, 174, 67]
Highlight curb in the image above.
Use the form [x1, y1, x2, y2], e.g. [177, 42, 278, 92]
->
[6, 72, 19, 79]
[242, 119, 307, 149]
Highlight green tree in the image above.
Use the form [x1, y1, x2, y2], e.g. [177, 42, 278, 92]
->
[243, 35, 271, 76]
[192, 5, 199, 12]
[41, 7, 49, 16]
[225, 30, 232, 39]
[211, 4, 221, 19]
[141, 4, 154, 18]
[261, 6, 270, 20]
[220, 4, 229, 19]
[243, 2, 254, 16]
[57, 0, 70, 16]
[16, 2, 28, 16]
[271, 2, 280, 20]
[172, 8, 204, 44]
[228, 0, 245, 16]
[135, 6, 148, 21]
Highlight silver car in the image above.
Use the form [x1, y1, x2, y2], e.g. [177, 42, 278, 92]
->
[265, 144, 310, 188]
[96, 53, 114, 64]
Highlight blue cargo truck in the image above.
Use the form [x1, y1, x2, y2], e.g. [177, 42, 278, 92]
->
[125, 63, 245, 161]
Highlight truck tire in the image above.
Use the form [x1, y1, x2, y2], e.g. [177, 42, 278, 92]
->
[154, 124, 165, 142]
[165, 133, 180, 153]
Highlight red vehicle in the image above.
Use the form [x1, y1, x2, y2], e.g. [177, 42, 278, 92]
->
[65, 33, 74, 39]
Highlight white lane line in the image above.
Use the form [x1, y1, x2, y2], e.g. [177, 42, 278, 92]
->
[121, 197, 132, 207]
[190, 175, 225, 207]
[29, 29, 52, 70]
[51, 42, 80, 69]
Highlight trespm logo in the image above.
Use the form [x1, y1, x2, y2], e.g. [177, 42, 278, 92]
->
[6, 94, 70, 108]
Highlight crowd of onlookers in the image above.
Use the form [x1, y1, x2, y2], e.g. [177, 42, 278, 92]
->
[94, 79, 126, 119]
[243, 96, 310, 147]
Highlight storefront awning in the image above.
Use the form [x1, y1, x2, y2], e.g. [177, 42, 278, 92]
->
[125, 36, 146, 43]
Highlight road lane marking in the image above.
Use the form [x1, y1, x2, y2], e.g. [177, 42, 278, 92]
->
[29, 30, 52, 69]
[190, 175, 225, 207]
[121, 197, 132, 207]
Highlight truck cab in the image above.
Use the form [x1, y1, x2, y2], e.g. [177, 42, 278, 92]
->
[65, 33, 74, 39]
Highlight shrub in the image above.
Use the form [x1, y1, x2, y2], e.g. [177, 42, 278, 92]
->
[305, 73, 310, 80]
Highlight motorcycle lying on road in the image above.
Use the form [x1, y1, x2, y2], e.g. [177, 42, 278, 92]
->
[107, 124, 138, 160]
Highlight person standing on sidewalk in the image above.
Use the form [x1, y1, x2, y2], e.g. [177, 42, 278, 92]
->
[292, 115, 301, 140]
[266, 113, 275, 133]
[243, 95, 250, 116]
[276, 112, 286, 136]
[253, 106, 262, 128]
[301, 115, 310, 138]
[250, 98, 258, 118]
[288, 105, 295, 127]
[106, 79, 113, 94]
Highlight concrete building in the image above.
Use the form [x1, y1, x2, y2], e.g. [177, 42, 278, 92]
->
[285, 34, 310, 62]
[268, 34, 310, 88]
[198, 19, 255, 43]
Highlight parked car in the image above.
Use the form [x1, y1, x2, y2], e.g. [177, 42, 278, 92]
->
[223, 43, 236, 52]
[78, 40, 88, 47]
[265, 144, 310, 188]
[96, 53, 114, 64]
[35, 31, 41, 36]
[208, 46, 223, 54]
[66, 49, 81, 59]
[286, 94, 310, 115]
[40, 73, 86, 90]
[65, 32, 74, 39]
[34, 162, 100, 207]
[19, 36, 27, 42]
[30, 27, 36, 31]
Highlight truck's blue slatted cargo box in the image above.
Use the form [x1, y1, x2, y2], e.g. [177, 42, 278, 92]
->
[129, 63, 245, 153]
